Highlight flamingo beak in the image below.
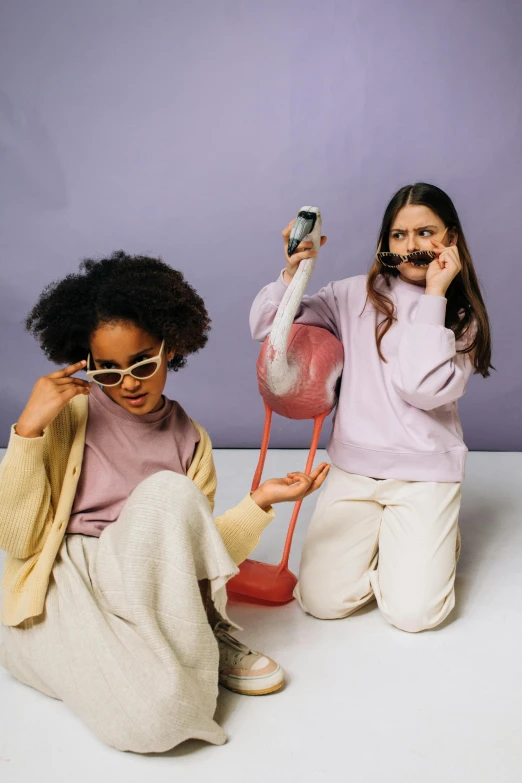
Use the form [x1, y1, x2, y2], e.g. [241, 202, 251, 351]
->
[287, 211, 317, 257]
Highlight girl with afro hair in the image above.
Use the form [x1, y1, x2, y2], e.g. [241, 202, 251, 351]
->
[0, 251, 329, 753]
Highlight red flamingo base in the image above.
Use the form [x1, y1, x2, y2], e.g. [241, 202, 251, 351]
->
[227, 560, 298, 605]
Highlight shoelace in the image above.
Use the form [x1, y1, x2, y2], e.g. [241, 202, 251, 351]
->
[214, 622, 253, 666]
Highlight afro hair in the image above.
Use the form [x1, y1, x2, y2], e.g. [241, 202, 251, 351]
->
[26, 251, 211, 372]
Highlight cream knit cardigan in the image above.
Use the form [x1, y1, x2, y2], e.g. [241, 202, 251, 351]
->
[0, 395, 273, 626]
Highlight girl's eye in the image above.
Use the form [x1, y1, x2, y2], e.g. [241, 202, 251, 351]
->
[392, 232, 404, 240]
[100, 363, 116, 370]
[419, 230, 432, 237]
[134, 356, 150, 364]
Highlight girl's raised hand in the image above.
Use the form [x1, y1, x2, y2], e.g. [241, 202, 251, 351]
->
[251, 463, 330, 510]
[426, 239, 462, 297]
[282, 219, 327, 284]
[16, 361, 91, 439]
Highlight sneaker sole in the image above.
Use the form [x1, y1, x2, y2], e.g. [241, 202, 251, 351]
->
[220, 679, 284, 696]
[219, 666, 285, 696]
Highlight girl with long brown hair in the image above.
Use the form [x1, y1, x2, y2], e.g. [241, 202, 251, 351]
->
[250, 183, 493, 632]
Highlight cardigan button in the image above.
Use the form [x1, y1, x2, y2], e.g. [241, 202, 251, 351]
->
[73, 466, 78, 475]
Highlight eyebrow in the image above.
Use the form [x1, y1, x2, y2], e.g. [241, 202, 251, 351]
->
[93, 347, 155, 364]
[391, 225, 439, 232]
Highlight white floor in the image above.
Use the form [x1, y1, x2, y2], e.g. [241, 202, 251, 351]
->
[0, 449, 521, 783]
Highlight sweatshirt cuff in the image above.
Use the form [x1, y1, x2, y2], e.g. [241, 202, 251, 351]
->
[4, 425, 46, 471]
[268, 271, 289, 305]
[414, 295, 447, 326]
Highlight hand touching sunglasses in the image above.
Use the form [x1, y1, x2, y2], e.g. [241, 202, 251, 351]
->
[377, 227, 450, 269]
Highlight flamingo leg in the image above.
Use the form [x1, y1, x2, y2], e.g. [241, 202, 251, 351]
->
[251, 401, 272, 492]
[279, 411, 329, 569]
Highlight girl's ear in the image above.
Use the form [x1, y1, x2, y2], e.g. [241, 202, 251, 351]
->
[448, 228, 458, 246]
[166, 347, 176, 362]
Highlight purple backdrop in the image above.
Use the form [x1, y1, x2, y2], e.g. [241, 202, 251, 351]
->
[0, 0, 520, 449]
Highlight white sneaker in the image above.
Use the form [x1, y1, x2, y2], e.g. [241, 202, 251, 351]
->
[214, 622, 284, 696]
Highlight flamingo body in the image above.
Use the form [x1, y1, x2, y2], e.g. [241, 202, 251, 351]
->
[257, 323, 343, 419]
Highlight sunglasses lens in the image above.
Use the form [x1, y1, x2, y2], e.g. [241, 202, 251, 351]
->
[410, 251, 434, 266]
[379, 253, 402, 267]
[94, 372, 121, 386]
[133, 361, 157, 379]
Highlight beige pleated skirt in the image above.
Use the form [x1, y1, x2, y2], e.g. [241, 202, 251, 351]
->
[0, 471, 238, 753]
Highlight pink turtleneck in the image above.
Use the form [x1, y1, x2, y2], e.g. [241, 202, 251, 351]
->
[67, 384, 200, 536]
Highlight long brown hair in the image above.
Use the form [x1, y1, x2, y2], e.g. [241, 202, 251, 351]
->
[366, 183, 493, 377]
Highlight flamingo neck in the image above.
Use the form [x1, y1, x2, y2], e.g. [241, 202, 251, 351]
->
[266, 255, 316, 396]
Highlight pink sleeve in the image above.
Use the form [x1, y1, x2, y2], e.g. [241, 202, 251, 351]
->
[249, 271, 340, 342]
[391, 295, 475, 411]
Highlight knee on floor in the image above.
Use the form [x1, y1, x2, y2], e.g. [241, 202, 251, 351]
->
[384, 597, 449, 634]
[297, 584, 361, 620]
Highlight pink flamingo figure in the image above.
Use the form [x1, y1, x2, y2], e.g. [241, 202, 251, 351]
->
[228, 207, 344, 604]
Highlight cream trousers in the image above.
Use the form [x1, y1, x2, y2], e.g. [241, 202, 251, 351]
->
[295, 466, 461, 632]
[1, 471, 238, 752]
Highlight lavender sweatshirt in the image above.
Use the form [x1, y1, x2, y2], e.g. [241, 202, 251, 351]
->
[250, 272, 476, 483]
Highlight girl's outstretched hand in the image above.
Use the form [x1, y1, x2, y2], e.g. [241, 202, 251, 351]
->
[251, 463, 330, 510]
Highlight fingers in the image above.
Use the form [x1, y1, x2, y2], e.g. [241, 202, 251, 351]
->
[294, 240, 314, 252]
[288, 238, 327, 255]
[433, 245, 461, 269]
[308, 462, 330, 479]
[283, 216, 327, 281]
[310, 464, 330, 490]
[286, 241, 314, 263]
[304, 464, 330, 495]
[261, 463, 331, 505]
[286, 463, 330, 481]
[285, 466, 329, 489]
[443, 257, 462, 274]
[281, 466, 330, 500]
[56, 379, 91, 395]
[60, 382, 91, 395]
[429, 240, 446, 259]
[281, 219, 297, 242]
[443, 247, 460, 263]
[430, 238, 452, 254]
[285, 238, 327, 261]
[287, 248, 318, 266]
[55, 377, 91, 388]
[430, 240, 459, 259]
[312, 463, 331, 479]
[286, 472, 313, 485]
[62, 384, 90, 402]
[49, 360, 87, 379]
[430, 240, 461, 270]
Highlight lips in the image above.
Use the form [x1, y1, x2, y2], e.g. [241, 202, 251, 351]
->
[124, 393, 148, 406]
